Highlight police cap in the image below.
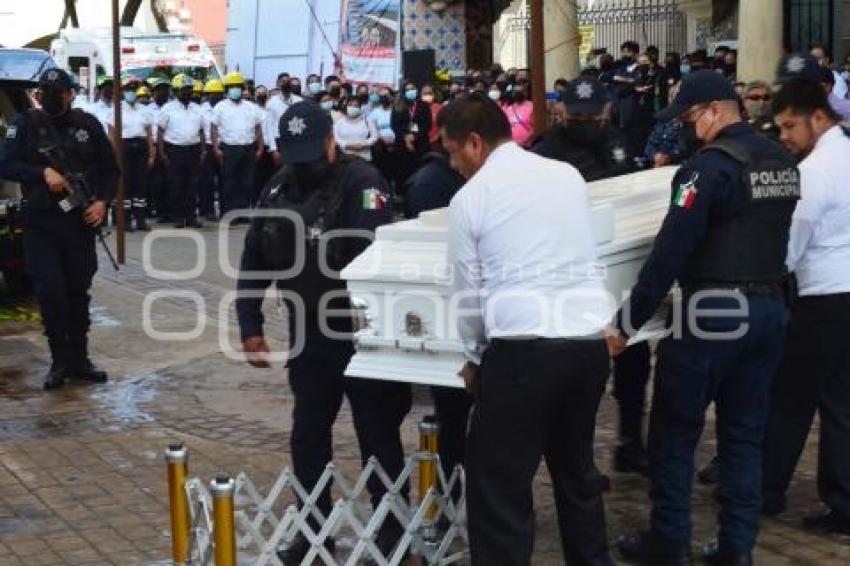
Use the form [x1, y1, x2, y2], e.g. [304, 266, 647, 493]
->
[278, 101, 332, 164]
[39, 68, 74, 91]
[656, 69, 738, 120]
[776, 52, 822, 85]
[561, 78, 608, 114]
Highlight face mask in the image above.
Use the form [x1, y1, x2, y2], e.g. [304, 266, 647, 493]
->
[488, 90, 501, 101]
[291, 83, 301, 96]
[405, 89, 418, 102]
[281, 83, 292, 95]
[256, 95, 268, 106]
[154, 93, 168, 105]
[380, 94, 392, 106]
[369, 93, 380, 105]
[41, 89, 67, 117]
[210, 95, 223, 106]
[347, 105, 362, 118]
[293, 157, 336, 188]
[124, 91, 138, 104]
[679, 121, 704, 156]
[680, 64, 691, 75]
[566, 120, 605, 144]
[320, 101, 334, 111]
[178, 92, 191, 104]
[308, 82, 321, 95]
[228, 87, 242, 101]
[745, 101, 766, 120]
[329, 86, 341, 98]
[421, 94, 435, 104]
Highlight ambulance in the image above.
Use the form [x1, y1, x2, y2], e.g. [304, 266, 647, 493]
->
[49, 26, 221, 98]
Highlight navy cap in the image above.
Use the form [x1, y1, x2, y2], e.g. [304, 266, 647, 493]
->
[278, 101, 333, 164]
[38, 68, 74, 91]
[561, 78, 608, 114]
[776, 52, 822, 84]
[656, 69, 739, 120]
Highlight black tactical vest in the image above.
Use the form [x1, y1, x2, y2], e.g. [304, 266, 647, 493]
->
[683, 137, 800, 284]
[255, 157, 353, 310]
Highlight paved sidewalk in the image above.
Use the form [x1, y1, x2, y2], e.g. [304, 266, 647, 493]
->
[1, 226, 848, 565]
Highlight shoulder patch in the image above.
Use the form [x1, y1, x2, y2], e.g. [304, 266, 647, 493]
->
[611, 146, 627, 163]
[361, 187, 388, 211]
[5, 125, 17, 139]
[75, 129, 90, 143]
[673, 172, 699, 210]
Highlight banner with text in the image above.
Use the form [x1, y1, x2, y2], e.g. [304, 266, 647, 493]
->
[339, 0, 400, 86]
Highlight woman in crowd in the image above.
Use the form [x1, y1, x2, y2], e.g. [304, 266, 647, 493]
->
[421, 84, 442, 150]
[503, 80, 534, 147]
[390, 80, 431, 195]
[334, 96, 378, 161]
[370, 86, 397, 186]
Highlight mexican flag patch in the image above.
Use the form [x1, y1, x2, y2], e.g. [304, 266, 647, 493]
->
[673, 173, 699, 210]
[362, 187, 387, 211]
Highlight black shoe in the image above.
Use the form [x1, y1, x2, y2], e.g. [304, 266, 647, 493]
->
[761, 496, 786, 517]
[186, 217, 203, 229]
[701, 541, 753, 565]
[698, 456, 719, 485]
[276, 534, 335, 565]
[125, 221, 136, 233]
[43, 363, 66, 390]
[204, 213, 218, 222]
[174, 220, 186, 229]
[361, 524, 410, 565]
[67, 359, 108, 384]
[614, 442, 649, 476]
[802, 510, 850, 535]
[617, 532, 693, 565]
[136, 217, 150, 231]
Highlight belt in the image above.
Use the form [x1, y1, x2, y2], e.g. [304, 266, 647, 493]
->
[491, 337, 589, 351]
[681, 281, 783, 296]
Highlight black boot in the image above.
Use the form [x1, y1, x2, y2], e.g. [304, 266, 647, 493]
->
[66, 335, 108, 384]
[616, 532, 693, 565]
[614, 437, 649, 476]
[135, 209, 150, 232]
[701, 541, 753, 566]
[43, 338, 68, 391]
[276, 533, 335, 565]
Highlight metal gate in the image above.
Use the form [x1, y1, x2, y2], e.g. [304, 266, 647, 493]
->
[578, 0, 688, 58]
[785, 0, 834, 53]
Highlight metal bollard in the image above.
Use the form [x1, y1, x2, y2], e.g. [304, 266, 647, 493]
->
[211, 474, 236, 566]
[418, 416, 440, 524]
[165, 443, 190, 564]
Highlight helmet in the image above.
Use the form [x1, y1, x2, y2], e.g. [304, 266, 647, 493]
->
[96, 75, 114, 87]
[223, 71, 245, 87]
[148, 76, 170, 89]
[136, 85, 151, 97]
[122, 75, 142, 88]
[193, 79, 204, 94]
[204, 78, 225, 94]
[171, 74, 191, 90]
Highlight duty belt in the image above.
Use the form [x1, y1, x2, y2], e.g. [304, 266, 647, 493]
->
[680, 281, 784, 296]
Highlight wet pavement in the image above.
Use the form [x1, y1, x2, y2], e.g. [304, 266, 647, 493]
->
[1, 225, 849, 565]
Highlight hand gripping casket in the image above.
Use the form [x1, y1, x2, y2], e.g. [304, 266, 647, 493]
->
[341, 166, 677, 388]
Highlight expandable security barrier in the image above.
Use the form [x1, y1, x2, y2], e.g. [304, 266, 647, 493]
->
[165, 418, 468, 565]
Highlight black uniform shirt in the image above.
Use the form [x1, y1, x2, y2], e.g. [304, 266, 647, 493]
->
[615, 121, 776, 336]
[531, 123, 632, 182]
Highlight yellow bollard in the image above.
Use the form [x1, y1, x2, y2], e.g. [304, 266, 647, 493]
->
[165, 443, 190, 564]
[211, 475, 236, 566]
[418, 416, 440, 522]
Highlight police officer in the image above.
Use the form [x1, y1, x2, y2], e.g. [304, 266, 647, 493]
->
[609, 70, 799, 565]
[212, 71, 263, 217]
[147, 77, 172, 222]
[236, 101, 409, 564]
[107, 77, 154, 231]
[199, 78, 224, 221]
[742, 81, 780, 140]
[157, 74, 205, 228]
[531, 78, 651, 475]
[88, 76, 115, 132]
[0, 69, 119, 389]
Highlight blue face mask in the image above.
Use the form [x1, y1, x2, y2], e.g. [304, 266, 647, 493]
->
[228, 87, 242, 101]
[308, 82, 322, 95]
[320, 101, 334, 111]
[346, 106, 362, 118]
[680, 64, 691, 76]
[405, 89, 418, 102]
[124, 91, 138, 104]
[369, 93, 380, 105]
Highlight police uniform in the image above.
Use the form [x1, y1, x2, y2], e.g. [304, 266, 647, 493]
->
[0, 69, 119, 389]
[614, 71, 799, 564]
[108, 95, 154, 231]
[235, 102, 409, 564]
[213, 72, 263, 216]
[531, 78, 651, 475]
[158, 78, 205, 228]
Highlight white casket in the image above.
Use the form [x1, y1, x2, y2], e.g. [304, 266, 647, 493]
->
[341, 166, 677, 388]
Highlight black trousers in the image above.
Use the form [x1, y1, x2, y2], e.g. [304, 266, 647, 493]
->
[431, 385, 473, 498]
[220, 144, 255, 215]
[198, 143, 219, 217]
[287, 327, 412, 533]
[466, 338, 612, 566]
[763, 293, 850, 518]
[122, 138, 148, 221]
[165, 143, 201, 222]
[613, 341, 652, 443]
[252, 149, 276, 206]
[149, 150, 169, 219]
[22, 212, 97, 347]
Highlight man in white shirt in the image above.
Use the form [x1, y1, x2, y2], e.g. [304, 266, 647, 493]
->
[199, 79, 224, 221]
[763, 79, 850, 535]
[212, 71, 263, 218]
[442, 95, 614, 566]
[266, 73, 303, 165]
[146, 78, 172, 221]
[811, 43, 848, 99]
[88, 76, 115, 132]
[253, 86, 277, 204]
[158, 76, 205, 228]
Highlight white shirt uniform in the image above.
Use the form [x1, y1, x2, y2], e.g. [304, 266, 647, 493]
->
[448, 142, 612, 364]
[334, 115, 378, 161]
[108, 101, 152, 139]
[256, 104, 276, 150]
[832, 69, 848, 99]
[147, 101, 167, 143]
[88, 99, 113, 132]
[200, 101, 215, 145]
[786, 125, 850, 296]
[158, 100, 204, 146]
[211, 99, 262, 146]
[266, 93, 303, 147]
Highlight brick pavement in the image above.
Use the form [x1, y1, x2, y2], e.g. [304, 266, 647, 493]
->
[1, 229, 848, 565]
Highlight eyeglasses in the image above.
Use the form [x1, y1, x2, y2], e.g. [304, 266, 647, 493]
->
[746, 95, 771, 102]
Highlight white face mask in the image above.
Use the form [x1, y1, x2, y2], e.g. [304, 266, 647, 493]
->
[346, 105, 362, 118]
[488, 90, 502, 101]
[421, 94, 435, 104]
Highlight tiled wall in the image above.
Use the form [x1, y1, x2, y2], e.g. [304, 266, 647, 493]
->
[402, 0, 467, 71]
